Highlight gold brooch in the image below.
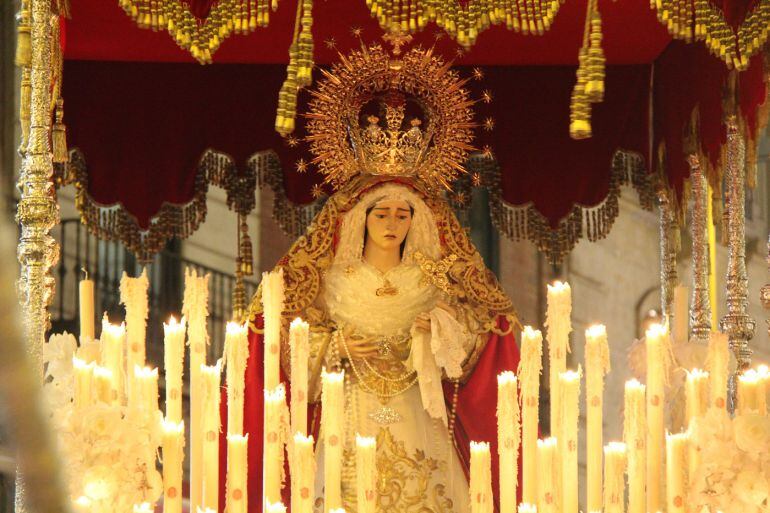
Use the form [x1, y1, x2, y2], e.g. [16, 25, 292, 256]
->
[414, 252, 458, 295]
[375, 278, 399, 297]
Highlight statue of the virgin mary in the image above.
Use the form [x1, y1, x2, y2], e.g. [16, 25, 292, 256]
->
[220, 42, 521, 513]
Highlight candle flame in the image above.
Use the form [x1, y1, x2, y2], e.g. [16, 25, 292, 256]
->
[497, 370, 518, 384]
[522, 325, 542, 339]
[101, 319, 126, 337]
[226, 321, 248, 335]
[585, 324, 606, 338]
[645, 322, 668, 339]
[547, 280, 570, 293]
[559, 367, 582, 382]
[685, 368, 709, 381]
[322, 368, 345, 383]
[266, 501, 288, 513]
[470, 440, 490, 452]
[72, 356, 94, 370]
[356, 433, 376, 448]
[74, 496, 91, 507]
[739, 368, 761, 383]
[604, 441, 626, 454]
[537, 437, 557, 448]
[290, 317, 309, 330]
[161, 418, 185, 434]
[518, 504, 537, 513]
[264, 382, 287, 401]
[294, 432, 314, 444]
[624, 378, 645, 391]
[226, 432, 249, 444]
[134, 365, 159, 379]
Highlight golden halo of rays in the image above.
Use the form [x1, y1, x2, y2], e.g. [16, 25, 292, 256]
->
[304, 43, 477, 195]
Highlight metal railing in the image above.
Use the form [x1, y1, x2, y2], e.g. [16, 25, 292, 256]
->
[50, 218, 258, 365]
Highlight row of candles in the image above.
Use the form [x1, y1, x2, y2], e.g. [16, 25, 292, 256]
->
[73, 269, 770, 513]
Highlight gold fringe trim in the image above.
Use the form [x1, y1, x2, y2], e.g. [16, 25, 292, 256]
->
[653, 0, 770, 70]
[466, 150, 653, 265]
[116, 0, 278, 64]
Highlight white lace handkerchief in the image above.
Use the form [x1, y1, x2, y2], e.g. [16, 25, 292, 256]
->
[408, 307, 470, 426]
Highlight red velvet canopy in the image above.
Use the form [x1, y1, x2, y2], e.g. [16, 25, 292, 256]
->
[58, 0, 768, 264]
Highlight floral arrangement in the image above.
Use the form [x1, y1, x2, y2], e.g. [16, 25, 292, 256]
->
[689, 407, 770, 513]
[42, 332, 163, 512]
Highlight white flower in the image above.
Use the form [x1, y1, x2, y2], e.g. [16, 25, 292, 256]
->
[733, 467, 769, 510]
[44, 332, 77, 381]
[734, 414, 770, 455]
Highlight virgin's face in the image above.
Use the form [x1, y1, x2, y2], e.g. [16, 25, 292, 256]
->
[365, 199, 413, 251]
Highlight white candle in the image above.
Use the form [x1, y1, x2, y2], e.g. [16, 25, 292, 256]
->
[584, 324, 610, 513]
[290, 318, 310, 437]
[356, 435, 377, 513]
[559, 368, 581, 513]
[645, 323, 671, 513]
[738, 369, 766, 414]
[292, 433, 316, 513]
[470, 441, 493, 513]
[225, 321, 249, 435]
[624, 379, 646, 513]
[262, 269, 285, 391]
[100, 317, 126, 404]
[93, 365, 114, 404]
[603, 442, 626, 513]
[666, 431, 688, 513]
[497, 371, 520, 513]
[120, 268, 149, 405]
[517, 326, 543, 505]
[132, 365, 159, 413]
[183, 267, 209, 513]
[706, 331, 729, 410]
[536, 438, 557, 513]
[322, 369, 345, 511]
[79, 275, 95, 342]
[162, 419, 185, 513]
[163, 316, 186, 423]
[685, 368, 710, 425]
[132, 503, 152, 513]
[758, 364, 770, 410]
[264, 384, 289, 505]
[266, 502, 287, 513]
[201, 361, 221, 512]
[73, 357, 94, 408]
[225, 433, 249, 513]
[546, 281, 571, 440]
[671, 285, 689, 344]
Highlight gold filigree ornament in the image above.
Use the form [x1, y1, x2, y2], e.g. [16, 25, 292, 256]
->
[304, 43, 477, 195]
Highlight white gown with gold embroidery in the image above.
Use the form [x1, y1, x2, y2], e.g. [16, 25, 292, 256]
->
[313, 260, 472, 513]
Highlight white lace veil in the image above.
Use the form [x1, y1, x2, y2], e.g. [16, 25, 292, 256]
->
[333, 183, 442, 267]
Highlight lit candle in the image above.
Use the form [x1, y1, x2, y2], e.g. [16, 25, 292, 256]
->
[738, 369, 765, 414]
[603, 442, 626, 513]
[262, 269, 285, 391]
[356, 435, 377, 513]
[163, 316, 186, 424]
[132, 503, 152, 513]
[264, 384, 289, 505]
[225, 433, 248, 513]
[162, 419, 185, 513]
[517, 326, 543, 505]
[73, 496, 92, 513]
[666, 431, 688, 513]
[470, 441, 493, 513]
[322, 369, 345, 511]
[671, 285, 689, 344]
[645, 323, 671, 513]
[546, 282, 571, 442]
[623, 379, 646, 513]
[132, 365, 159, 413]
[225, 321, 249, 435]
[292, 433, 316, 513]
[758, 364, 770, 410]
[706, 331, 729, 410]
[201, 361, 221, 512]
[559, 368, 581, 513]
[73, 357, 94, 409]
[518, 504, 537, 513]
[584, 324, 610, 513]
[100, 317, 126, 404]
[290, 318, 310, 437]
[497, 371, 520, 513]
[183, 267, 209, 513]
[536, 438, 557, 513]
[685, 368, 710, 425]
[79, 273, 95, 342]
[120, 268, 149, 405]
[93, 365, 114, 404]
[266, 501, 287, 513]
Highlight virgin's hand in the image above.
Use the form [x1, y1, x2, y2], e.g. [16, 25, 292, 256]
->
[435, 299, 457, 318]
[341, 327, 379, 359]
[413, 312, 431, 333]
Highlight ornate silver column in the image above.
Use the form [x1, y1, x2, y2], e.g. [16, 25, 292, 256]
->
[658, 188, 678, 319]
[14, 0, 60, 510]
[688, 154, 712, 344]
[718, 117, 756, 410]
[761, 234, 770, 340]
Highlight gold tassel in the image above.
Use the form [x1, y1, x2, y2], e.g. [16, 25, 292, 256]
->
[19, 67, 31, 152]
[570, 48, 592, 139]
[238, 217, 254, 276]
[15, 3, 31, 68]
[584, 12, 605, 104]
[52, 99, 68, 164]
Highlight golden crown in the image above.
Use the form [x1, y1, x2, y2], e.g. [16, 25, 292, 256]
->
[305, 43, 476, 194]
